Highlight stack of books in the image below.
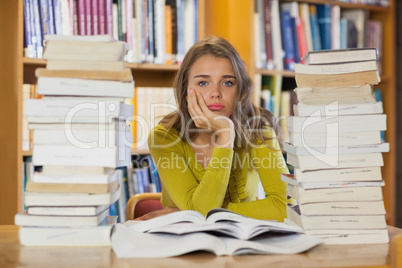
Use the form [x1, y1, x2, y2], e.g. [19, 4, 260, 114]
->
[283, 48, 390, 245]
[16, 34, 134, 246]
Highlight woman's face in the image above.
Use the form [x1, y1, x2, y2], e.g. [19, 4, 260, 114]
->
[187, 54, 237, 117]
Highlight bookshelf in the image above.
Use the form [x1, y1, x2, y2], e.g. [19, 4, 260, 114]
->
[0, 0, 206, 224]
[0, 0, 396, 226]
[205, 0, 396, 225]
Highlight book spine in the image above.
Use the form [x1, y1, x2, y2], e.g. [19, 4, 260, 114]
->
[92, 0, 99, 35]
[24, 0, 36, 58]
[170, 0, 177, 64]
[47, 0, 55, 34]
[71, 0, 79, 35]
[316, 4, 332, 50]
[290, 16, 301, 64]
[33, 0, 43, 58]
[77, 0, 86, 35]
[98, 0, 106, 34]
[53, 0, 62, 34]
[263, 0, 273, 69]
[309, 5, 321, 51]
[147, 0, 154, 63]
[164, 0, 173, 64]
[106, 0, 113, 35]
[85, 0, 92, 35]
[39, 0, 50, 40]
[125, 0, 133, 62]
[280, 10, 295, 71]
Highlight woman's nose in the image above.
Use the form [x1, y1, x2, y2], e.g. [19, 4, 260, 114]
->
[210, 85, 222, 99]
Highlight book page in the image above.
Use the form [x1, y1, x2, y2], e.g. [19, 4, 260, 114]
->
[112, 224, 226, 258]
[123, 210, 205, 232]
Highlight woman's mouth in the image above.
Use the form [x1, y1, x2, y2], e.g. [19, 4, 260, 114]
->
[208, 104, 225, 111]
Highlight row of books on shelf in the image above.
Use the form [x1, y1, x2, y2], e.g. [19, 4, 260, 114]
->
[281, 48, 389, 245]
[23, 0, 198, 64]
[254, 1, 383, 72]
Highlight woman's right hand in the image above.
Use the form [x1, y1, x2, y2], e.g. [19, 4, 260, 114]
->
[187, 88, 235, 149]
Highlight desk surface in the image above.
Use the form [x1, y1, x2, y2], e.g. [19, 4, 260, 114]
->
[0, 225, 401, 268]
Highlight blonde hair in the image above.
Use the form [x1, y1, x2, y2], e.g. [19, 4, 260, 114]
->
[160, 36, 281, 150]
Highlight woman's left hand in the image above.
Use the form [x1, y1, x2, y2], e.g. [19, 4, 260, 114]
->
[133, 206, 180, 221]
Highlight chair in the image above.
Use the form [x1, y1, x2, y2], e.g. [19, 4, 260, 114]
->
[126, 193, 163, 220]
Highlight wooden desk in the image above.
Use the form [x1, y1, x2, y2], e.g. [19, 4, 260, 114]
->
[0, 225, 401, 268]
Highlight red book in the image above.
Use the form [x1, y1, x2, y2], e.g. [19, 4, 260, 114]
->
[92, 0, 99, 35]
[85, 0, 92, 35]
[98, 0, 106, 34]
[77, 0, 86, 35]
[263, 0, 273, 69]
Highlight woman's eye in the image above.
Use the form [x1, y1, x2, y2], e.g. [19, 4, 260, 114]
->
[198, 81, 208, 86]
[223, 81, 234, 86]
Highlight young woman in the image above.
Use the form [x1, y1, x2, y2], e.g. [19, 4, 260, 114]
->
[139, 36, 289, 221]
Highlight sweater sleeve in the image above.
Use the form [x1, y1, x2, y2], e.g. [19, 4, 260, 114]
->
[148, 125, 234, 216]
[225, 129, 289, 222]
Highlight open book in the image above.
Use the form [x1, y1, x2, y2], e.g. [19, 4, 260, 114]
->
[112, 209, 322, 258]
[124, 208, 303, 240]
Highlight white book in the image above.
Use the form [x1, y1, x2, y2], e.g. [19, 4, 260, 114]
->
[293, 101, 383, 117]
[26, 173, 119, 194]
[294, 84, 375, 105]
[40, 165, 115, 176]
[301, 48, 378, 65]
[287, 184, 383, 204]
[304, 229, 389, 245]
[19, 216, 117, 246]
[32, 144, 131, 168]
[15, 207, 109, 227]
[42, 39, 127, 61]
[46, 59, 126, 71]
[27, 205, 109, 216]
[283, 142, 389, 156]
[288, 131, 382, 147]
[36, 77, 135, 98]
[286, 152, 383, 171]
[281, 173, 385, 190]
[294, 60, 378, 75]
[295, 201, 386, 216]
[25, 99, 133, 123]
[24, 188, 121, 206]
[31, 170, 117, 184]
[286, 114, 387, 133]
[293, 167, 383, 183]
[44, 34, 116, 42]
[28, 120, 127, 130]
[286, 206, 387, 230]
[33, 126, 132, 147]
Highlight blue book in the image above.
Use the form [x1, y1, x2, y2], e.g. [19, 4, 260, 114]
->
[373, 88, 385, 143]
[52, 0, 62, 34]
[147, 0, 154, 63]
[32, 0, 43, 58]
[309, 5, 321, 51]
[39, 0, 51, 40]
[135, 168, 145, 193]
[316, 4, 332, 50]
[290, 17, 301, 63]
[24, 0, 37, 58]
[149, 157, 161, 192]
[280, 10, 296, 71]
[47, 0, 55, 34]
[176, 0, 185, 63]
